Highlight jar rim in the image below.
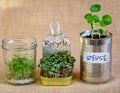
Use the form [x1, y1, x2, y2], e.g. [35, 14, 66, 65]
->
[2, 36, 37, 51]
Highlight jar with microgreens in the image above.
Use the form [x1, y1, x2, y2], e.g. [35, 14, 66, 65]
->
[2, 37, 37, 85]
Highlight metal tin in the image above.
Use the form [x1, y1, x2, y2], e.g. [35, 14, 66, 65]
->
[80, 30, 112, 83]
[40, 76, 72, 86]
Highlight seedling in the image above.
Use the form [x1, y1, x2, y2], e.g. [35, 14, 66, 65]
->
[6, 55, 35, 80]
[39, 51, 76, 78]
[84, 4, 112, 38]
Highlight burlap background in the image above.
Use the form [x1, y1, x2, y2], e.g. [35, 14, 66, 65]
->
[0, 0, 120, 93]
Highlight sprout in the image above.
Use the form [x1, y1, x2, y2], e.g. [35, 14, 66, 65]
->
[84, 4, 112, 38]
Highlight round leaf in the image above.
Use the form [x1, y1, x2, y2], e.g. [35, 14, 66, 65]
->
[98, 29, 104, 34]
[84, 13, 93, 24]
[102, 15, 112, 25]
[90, 4, 101, 12]
[100, 20, 106, 27]
[93, 15, 100, 23]
[84, 13, 92, 19]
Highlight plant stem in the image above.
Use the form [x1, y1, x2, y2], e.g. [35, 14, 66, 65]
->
[106, 27, 108, 36]
[91, 22, 95, 39]
[91, 23, 93, 38]
[98, 22, 101, 39]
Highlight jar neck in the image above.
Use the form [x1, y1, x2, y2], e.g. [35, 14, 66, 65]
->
[51, 30, 60, 35]
[50, 21, 60, 35]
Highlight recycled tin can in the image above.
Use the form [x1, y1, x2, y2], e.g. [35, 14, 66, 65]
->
[80, 30, 112, 83]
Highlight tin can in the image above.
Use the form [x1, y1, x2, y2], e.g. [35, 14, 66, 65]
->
[80, 30, 112, 83]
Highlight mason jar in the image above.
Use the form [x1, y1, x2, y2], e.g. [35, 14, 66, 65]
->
[2, 37, 37, 85]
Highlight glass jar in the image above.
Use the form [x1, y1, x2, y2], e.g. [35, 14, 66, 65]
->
[2, 37, 37, 85]
[42, 21, 71, 56]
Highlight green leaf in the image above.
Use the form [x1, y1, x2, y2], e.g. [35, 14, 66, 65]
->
[51, 67, 56, 71]
[90, 4, 101, 12]
[41, 64, 48, 71]
[84, 13, 92, 19]
[100, 20, 106, 27]
[87, 18, 93, 24]
[98, 29, 104, 34]
[84, 13, 93, 24]
[102, 15, 112, 25]
[93, 15, 100, 23]
[49, 71, 54, 75]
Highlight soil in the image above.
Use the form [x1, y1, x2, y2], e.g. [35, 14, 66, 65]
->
[85, 34, 107, 39]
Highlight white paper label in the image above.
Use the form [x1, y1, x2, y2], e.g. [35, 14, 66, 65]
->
[83, 52, 110, 63]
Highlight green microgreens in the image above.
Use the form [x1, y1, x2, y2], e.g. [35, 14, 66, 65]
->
[6, 55, 35, 80]
[38, 51, 76, 78]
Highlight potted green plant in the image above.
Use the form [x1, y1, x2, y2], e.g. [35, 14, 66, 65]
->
[80, 4, 112, 83]
[38, 51, 76, 86]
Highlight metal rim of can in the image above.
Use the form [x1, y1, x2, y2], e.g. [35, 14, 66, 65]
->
[80, 30, 112, 45]
[80, 30, 112, 39]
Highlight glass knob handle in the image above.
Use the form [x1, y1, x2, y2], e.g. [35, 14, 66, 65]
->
[50, 21, 60, 35]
